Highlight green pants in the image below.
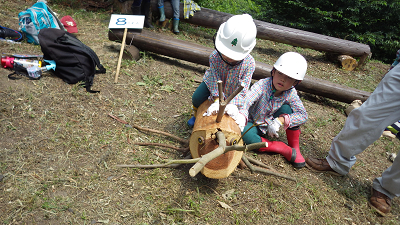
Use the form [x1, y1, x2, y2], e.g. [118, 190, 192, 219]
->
[241, 104, 293, 144]
[192, 82, 210, 108]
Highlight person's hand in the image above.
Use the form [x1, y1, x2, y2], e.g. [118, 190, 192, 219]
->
[224, 104, 239, 118]
[267, 118, 282, 138]
[203, 100, 220, 116]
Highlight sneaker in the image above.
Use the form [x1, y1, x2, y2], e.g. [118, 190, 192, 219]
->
[187, 116, 195, 127]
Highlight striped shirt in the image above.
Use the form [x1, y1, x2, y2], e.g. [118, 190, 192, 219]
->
[203, 50, 255, 110]
[240, 77, 308, 134]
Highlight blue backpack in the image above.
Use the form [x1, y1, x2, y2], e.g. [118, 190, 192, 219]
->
[18, 1, 64, 44]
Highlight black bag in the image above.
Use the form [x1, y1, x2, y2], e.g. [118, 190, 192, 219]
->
[38, 28, 106, 93]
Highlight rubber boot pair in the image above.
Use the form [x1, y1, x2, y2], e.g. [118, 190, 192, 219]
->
[259, 128, 305, 168]
[158, 6, 179, 34]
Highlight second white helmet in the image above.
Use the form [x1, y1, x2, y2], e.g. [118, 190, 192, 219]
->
[273, 52, 307, 80]
[215, 14, 257, 61]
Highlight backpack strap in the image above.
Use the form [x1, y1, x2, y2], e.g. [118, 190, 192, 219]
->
[0, 25, 23, 41]
[7, 63, 41, 80]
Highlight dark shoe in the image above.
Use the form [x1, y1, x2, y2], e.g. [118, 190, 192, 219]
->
[305, 157, 342, 176]
[187, 116, 195, 127]
[369, 188, 391, 216]
[142, 0, 154, 29]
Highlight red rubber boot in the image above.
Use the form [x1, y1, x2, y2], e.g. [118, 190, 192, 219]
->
[259, 137, 297, 165]
[286, 128, 305, 168]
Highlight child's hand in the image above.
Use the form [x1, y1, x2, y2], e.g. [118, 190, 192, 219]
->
[267, 118, 282, 138]
[225, 104, 239, 118]
[234, 113, 246, 132]
[203, 100, 220, 116]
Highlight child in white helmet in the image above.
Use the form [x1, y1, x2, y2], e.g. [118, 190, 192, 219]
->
[188, 14, 257, 129]
[240, 52, 308, 168]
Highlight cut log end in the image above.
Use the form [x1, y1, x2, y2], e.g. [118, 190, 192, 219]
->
[338, 55, 358, 71]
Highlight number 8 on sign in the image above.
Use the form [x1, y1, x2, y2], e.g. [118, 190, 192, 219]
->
[108, 14, 145, 29]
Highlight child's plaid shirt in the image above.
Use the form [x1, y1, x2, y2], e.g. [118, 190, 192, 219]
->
[240, 77, 308, 134]
[203, 50, 255, 111]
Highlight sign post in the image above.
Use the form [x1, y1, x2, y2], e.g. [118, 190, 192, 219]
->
[108, 14, 144, 83]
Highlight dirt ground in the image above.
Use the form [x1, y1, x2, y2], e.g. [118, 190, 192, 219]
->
[1, 0, 400, 224]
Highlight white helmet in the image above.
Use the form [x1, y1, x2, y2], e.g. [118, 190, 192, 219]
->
[215, 14, 257, 61]
[273, 52, 307, 80]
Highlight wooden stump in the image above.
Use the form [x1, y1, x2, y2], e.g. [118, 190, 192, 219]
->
[122, 45, 141, 61]
[338, 55, 358, 71]
[189, 100, 243, 179]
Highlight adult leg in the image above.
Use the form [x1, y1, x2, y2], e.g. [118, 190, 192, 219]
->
[131, 0, 142, 15]
[158, 0, 165, 22]
[373, 147, 400, 199]
[170, 0, 180, 33]
[326, 65, 400, 175]
[141, 0, 154, 28]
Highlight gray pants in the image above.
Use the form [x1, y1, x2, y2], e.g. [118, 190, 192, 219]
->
[326, 64, 400, 199]
[158, 0, 180, 19]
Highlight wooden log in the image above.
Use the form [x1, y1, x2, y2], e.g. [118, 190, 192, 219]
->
[149, 0, 371, 66]
[108, 29, 371, 103]
[326, 53, 359, 71]
[189, 100, 243, 179]
[338, 55, 358, 71]
[122, 45, 141, 61]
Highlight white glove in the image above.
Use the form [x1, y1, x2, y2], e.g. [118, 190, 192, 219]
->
[267, 118, 282, 138]
[234, 113, 246, 132]
[203, 100, 220, 116]
[225, 104, 239, 118]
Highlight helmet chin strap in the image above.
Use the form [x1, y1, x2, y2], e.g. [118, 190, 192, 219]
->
[216, 50, 242, 66]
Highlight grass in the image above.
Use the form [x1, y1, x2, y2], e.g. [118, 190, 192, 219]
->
[1, 0, 400, 224]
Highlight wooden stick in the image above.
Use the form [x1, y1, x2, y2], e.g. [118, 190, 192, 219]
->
[241, 155, 296, 182]
[133, 142, 189, 152]
[216, 84, 244, 123]
[114, 27, 128, 83]
[108, 113, 189, 144]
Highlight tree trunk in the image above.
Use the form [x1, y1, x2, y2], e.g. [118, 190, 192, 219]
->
[108, 29, 371, 103]
[149, 0, 372, 66]
[189, 100, 243, 179]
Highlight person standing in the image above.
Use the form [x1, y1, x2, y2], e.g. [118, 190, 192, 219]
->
[305, 63, 400, 216]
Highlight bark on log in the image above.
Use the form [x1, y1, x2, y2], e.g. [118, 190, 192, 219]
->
[108, 29, 371, 103]
[149, 0, 371, 66]
[189, 100, 243, 179]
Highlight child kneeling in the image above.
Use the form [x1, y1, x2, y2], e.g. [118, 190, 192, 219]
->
[240, 52, 308, 168]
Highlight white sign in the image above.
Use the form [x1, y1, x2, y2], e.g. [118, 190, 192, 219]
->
[108, 14, 145, 29]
